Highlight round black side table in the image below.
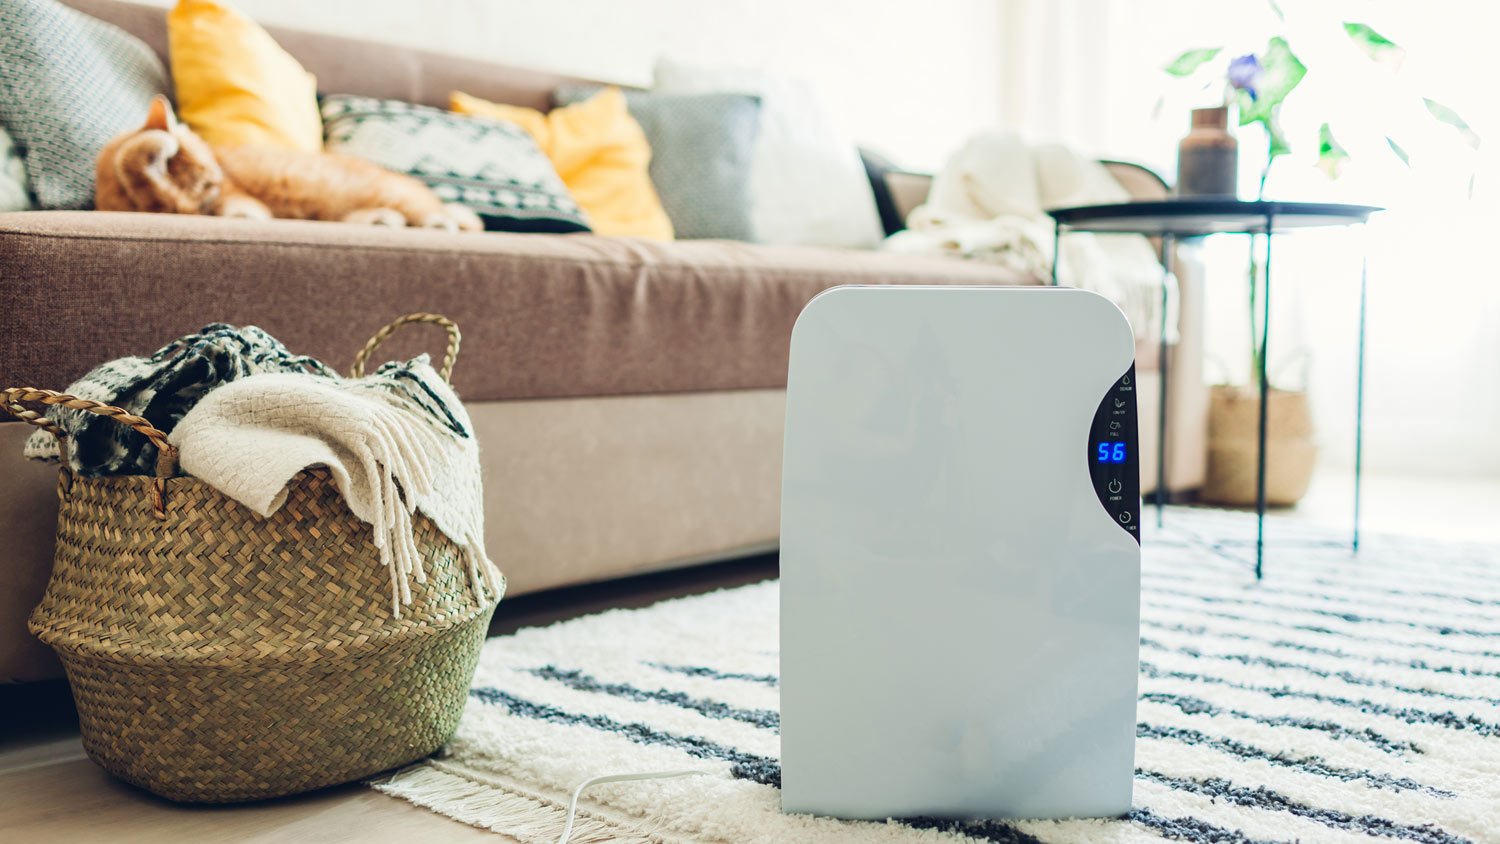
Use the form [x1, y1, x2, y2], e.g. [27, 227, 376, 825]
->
[1046, 199, 1382, 578]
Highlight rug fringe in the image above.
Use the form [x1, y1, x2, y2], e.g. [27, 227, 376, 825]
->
[373, 763, 659, 844]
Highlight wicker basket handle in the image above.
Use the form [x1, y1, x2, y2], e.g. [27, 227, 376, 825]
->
[350, 313, 461, 383]
[2, 387, 178, 518]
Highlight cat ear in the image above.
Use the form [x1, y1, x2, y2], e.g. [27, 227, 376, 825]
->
[144, 95, 178, 132]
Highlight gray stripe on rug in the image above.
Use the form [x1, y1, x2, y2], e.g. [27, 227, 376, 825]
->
[528, 665, 781, 731]
[1139, 661, 1500, 737]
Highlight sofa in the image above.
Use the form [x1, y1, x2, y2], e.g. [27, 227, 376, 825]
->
[0, 0, 1208, 682]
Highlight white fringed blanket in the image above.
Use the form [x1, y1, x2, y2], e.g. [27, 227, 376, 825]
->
[171, 359, 501, 615]
[374, 508, 1500, 843]
[884, 132, 1176, 341]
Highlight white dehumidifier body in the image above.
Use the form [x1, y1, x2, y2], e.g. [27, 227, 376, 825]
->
[779, 286, 1141, 821]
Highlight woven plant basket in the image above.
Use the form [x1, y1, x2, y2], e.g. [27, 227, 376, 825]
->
[3, 313, 501, 803]
[1199, 384, 1318, 507]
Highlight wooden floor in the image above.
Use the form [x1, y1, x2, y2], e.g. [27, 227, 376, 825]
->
[0, 554, 778, 843]
[1, 756, 501, 844]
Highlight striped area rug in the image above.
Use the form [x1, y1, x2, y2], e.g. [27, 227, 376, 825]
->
[373, 508, 1500, 843]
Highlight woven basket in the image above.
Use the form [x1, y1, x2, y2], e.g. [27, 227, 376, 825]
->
[3, 313, 501, 803]
[1199, 384, 1318, 507]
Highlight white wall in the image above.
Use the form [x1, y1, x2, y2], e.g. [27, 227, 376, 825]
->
[137, 0, 1007, 171]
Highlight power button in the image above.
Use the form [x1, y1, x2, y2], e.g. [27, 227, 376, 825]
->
[1108, 479, 1122, 494]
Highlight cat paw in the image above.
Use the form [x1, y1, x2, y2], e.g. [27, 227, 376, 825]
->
[344, 208, 407, 227]
[219, 196, 272, 220]
[423, 204, 483, 233]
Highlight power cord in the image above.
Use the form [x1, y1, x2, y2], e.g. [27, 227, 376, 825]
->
[555, 768, 717, 844]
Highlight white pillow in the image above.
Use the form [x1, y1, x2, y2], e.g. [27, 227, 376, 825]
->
[653, 58, 884, 250]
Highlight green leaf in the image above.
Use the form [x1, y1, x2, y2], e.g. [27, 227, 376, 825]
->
[1343, 22, 1404, 64]
[1267, 117, 1292, 159]
[1317, 123, 1350, 179]
[1165, 47, 1222, 77]
[1238, 104, 1292, 162]
[1385, 136, 1410, 166]
[1424, 98, 1481, 149]
[1237, 37, 1306, 126]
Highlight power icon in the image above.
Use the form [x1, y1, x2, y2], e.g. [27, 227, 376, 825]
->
[1108, 479, 1122, 494]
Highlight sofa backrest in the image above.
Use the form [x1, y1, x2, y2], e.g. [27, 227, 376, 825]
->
[61, 0, 597, 111]
[61, 0, 1172, 233]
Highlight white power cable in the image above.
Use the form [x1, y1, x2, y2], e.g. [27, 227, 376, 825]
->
[555, 768, 716, 844]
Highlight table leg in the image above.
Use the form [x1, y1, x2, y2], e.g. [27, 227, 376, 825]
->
[1255, 219, 1274, 580]
[1157, 234, 1173, 528]
[1050, 224, 1061, 286]
[1354, 244, 1368, 553]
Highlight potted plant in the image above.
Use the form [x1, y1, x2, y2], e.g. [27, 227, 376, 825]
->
[1163, 16, 1478, 506]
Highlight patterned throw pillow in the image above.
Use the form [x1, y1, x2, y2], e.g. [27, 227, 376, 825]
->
[0, 0, 168, 210]
[0, 126, 32, 212]
[555, 86, 761, 241]
[321, 95, 590, 234]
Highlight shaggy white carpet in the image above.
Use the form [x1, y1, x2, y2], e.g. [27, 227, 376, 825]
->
[373, 509, 1500, 843]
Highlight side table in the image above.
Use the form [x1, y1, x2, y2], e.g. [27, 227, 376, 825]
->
[1046, 199, 1382, 578]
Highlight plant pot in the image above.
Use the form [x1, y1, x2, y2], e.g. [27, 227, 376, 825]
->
[1200, 384, 1317, 507]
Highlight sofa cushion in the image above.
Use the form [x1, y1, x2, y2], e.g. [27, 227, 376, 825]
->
[321, 95, 590, 234]
[452, 89, 672, 241]
[0, 211, 1028, 403]
[0, 0, 168, 210]
[654, 58, 885, 251]
[555, 85, 762, 242]
[167, 0, 322, 152]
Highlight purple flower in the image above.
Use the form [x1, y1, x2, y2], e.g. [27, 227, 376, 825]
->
[1228, 53, 1262, 100]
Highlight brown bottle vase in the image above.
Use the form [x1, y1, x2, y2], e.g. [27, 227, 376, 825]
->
[1176, 106, 1238, 197]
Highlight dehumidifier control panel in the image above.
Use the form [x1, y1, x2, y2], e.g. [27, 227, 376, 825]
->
[1088, 364, 1140, 542]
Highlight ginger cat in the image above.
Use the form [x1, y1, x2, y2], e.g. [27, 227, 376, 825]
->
[95, 96, 481, 231]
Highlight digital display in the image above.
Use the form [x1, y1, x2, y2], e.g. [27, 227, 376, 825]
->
[1096, 442, 1128, 464]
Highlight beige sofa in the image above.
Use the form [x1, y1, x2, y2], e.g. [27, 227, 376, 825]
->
[0, 0, 1207, 682]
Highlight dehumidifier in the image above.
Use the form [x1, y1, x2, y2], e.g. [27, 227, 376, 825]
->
[779, 285, 1141, 821]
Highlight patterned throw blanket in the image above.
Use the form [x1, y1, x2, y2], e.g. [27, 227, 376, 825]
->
[23, 324, 334, 475]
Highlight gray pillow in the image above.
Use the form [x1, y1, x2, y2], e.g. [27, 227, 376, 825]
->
[555, 86, 761, 241]
[321, 95, 590, 234]
[0, 0, 168, 210]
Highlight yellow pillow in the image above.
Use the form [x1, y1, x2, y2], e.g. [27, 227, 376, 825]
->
[452, 88, 672, 240]
[167, 0, 322, 152]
